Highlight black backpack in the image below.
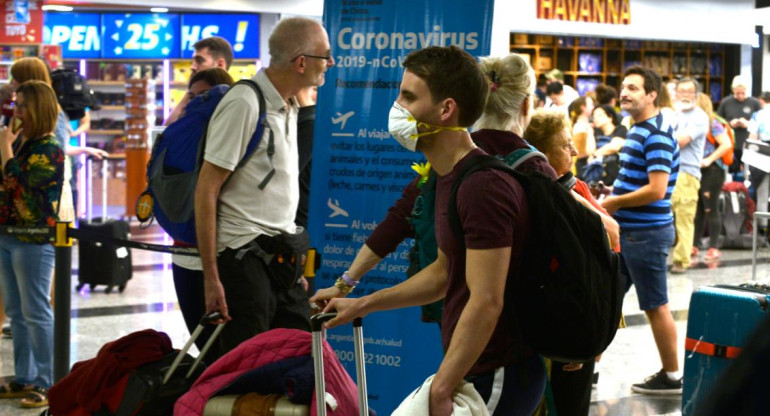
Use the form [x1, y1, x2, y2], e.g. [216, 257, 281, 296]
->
[449, 154, 624, 362]
[51, 68, 99, 120]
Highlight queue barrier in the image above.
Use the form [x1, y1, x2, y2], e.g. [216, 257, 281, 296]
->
[0, 222, 200, 383]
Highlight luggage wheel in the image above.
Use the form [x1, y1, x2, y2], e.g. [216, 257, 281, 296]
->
[105, 286, 113, 294]
[118, 284, 126, 293]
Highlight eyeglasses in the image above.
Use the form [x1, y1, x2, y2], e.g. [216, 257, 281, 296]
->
[291, 53, 333, 62]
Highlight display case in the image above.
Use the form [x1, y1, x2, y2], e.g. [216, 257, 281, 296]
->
[0, 44, 43, 83]
[510, 34, 732, 104]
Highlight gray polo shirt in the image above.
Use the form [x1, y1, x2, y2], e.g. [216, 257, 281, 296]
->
[204, 70, 300, 252]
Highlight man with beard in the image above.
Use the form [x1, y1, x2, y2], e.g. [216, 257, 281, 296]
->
[601, 66, 681, 395]
[670, 78, 709, 274]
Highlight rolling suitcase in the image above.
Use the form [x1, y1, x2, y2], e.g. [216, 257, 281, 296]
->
[114, 312, 226, 416]
[311, 313, 369, 416]
[682, 283, 770, 416]
[77, 157, 133, 293]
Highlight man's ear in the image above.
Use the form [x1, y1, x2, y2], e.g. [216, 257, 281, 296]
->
[293, 56, 306, 74]
[215, 58, 227, 69]
[439, 98, 458, 123]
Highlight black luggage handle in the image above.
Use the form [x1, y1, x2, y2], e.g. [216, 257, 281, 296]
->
[310, 312, 362, 332]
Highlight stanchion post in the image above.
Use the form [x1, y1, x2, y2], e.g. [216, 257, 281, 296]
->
[53, 222, 72, 382]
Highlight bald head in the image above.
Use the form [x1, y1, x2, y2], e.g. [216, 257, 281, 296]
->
[268, 17, 327, 67]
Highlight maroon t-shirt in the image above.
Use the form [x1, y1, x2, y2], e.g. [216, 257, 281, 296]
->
[365, 130, 555, 257]
[436, 147, 529, 375]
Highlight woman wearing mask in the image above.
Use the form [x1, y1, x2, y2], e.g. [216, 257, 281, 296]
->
[0, 80, 64, 408]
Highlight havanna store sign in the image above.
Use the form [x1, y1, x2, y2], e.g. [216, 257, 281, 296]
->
[537, 0, 631, 25]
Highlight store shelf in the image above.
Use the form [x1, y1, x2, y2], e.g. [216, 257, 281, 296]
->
[89, 81, 126, 86]
[0, 61, 14, 65]
[98, 106, 126, 111]
[511, 33, 729, 102]
[90, 130, 124, 135]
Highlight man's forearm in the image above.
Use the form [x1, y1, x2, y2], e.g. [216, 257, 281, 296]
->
[611, 185, 663, 209]
[347, 244, 383, 280]
[195, 184, 222, 282]
[359, 258, 446, 314]
[432, 294, 502, 398]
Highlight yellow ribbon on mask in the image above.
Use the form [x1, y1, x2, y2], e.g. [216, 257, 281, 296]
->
[407, 115, 467, 140]
[411, 161, 432, 188]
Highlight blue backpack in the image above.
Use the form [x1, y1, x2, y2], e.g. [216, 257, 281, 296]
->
[137, 80, 272, 245]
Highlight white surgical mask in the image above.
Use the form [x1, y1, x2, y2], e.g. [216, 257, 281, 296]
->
[388, 101, 465, 152]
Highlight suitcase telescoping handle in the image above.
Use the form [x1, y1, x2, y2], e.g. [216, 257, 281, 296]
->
[161, 312, 226, 385]
[311, 313, 368, 416]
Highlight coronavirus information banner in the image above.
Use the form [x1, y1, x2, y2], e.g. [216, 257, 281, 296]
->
[309, 1, 493, 413]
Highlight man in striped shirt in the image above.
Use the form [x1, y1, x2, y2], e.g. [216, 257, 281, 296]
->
[601, 66, 682, 395]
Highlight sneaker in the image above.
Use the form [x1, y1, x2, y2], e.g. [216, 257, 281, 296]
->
[592, 372, 599, 389]
[1, 326, 11, 339]
[631, 370, 682, 395]
[704, 248, 721, 261]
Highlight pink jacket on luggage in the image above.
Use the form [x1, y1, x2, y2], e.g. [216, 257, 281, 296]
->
[174, 328, 359, 416]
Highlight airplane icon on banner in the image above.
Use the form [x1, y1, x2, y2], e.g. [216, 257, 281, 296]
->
[332, 111, 355, 130]
[327, 198, 349, 218]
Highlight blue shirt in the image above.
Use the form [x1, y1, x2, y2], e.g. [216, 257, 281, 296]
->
[674, 106, 709, 179]
[611, 112, 680, 230]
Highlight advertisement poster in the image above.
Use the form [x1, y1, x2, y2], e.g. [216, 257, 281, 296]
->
[181, 14, 259, 59]
[309, 0, 493, 413]
[1, 0, 43, 43]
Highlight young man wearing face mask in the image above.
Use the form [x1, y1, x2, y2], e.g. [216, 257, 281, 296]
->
[323, 46, 546, 416]
[670, 78, 709, 274]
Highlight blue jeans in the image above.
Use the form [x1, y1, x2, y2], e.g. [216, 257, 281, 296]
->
[619, 224, 676, 311]
[0, 235, 54, 388]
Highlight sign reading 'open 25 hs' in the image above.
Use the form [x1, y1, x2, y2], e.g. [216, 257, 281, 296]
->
[43, 12, 260, 59]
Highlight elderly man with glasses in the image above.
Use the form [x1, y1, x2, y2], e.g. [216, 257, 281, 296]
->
[194, 17, 334, 360]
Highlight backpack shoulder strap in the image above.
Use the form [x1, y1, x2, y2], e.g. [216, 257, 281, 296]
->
[504, 147, 548, 170]
[448, 154, 516, 247]
[229, 79, 274, 189]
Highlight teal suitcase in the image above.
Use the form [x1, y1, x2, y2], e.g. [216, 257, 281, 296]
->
[682, 283, 770, 415]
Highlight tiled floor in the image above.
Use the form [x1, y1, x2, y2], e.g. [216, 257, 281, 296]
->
[0, 221, 767, 415]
